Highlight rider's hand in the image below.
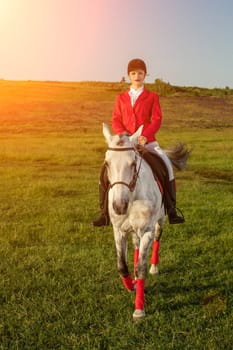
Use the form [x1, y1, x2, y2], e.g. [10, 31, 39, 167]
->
[138, 136, 147, 145]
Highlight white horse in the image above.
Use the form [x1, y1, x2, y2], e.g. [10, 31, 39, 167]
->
[103, 123, 166, 321]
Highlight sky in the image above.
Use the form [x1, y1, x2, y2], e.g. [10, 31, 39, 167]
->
[1, 0, 233, 87]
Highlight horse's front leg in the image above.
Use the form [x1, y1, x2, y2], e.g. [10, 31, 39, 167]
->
[132, 233, 140, 278]
[150, 221, 163, 275]
[133, 230, 153, 321]
[113, 227, 135, 291]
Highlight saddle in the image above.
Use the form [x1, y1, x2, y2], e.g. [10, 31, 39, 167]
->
[136, 145, 168, 197]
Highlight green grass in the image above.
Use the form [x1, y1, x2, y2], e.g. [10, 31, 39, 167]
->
[0, 81, 232, 349]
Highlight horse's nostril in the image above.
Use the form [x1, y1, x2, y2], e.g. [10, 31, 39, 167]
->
[113, 200, 129, 215]
[123, 200, 129, 212]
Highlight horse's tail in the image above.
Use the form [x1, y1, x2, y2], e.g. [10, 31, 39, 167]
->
[165, 143, 191, 170]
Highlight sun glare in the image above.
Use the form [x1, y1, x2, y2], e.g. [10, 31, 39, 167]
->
[0, 1, 21, 29]
[0, 2, 11, 19]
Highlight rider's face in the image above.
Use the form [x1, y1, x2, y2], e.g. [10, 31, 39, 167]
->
[128, 70, 146, 89]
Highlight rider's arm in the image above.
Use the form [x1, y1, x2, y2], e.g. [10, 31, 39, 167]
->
[112, 95, 127, 134]
[141, 93, 162, 141]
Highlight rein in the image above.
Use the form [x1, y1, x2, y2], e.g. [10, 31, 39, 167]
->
[107, 147, 143, 192]
[107, 147, 135, 152]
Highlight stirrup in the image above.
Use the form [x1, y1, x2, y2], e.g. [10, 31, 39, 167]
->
[168, 207, 185, 224]
[176, 207, 185, 219]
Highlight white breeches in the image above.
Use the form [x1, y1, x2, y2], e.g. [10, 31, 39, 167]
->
[145, 141, 174, 181]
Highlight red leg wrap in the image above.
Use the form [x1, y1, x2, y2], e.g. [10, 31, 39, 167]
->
[151, 241, 160, 265]
[122, 274, 134, 291]
[135, 279, 145, 310]
[134, 249, 139, 276]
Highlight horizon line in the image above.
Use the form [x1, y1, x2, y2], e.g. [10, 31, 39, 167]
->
[0, 78, 231, 90]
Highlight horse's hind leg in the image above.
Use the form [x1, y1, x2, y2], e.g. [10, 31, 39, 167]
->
[150, 222, 163, 275]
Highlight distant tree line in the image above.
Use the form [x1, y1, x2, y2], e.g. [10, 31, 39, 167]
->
[119, 77, 233, 97]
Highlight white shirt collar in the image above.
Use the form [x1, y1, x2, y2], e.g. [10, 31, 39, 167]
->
[128, 85, 144, 106]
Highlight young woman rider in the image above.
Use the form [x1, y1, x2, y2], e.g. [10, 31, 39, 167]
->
[93, 58, 185, 226]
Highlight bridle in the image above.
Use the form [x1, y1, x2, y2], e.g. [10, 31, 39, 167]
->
[106, 147, 143, 192]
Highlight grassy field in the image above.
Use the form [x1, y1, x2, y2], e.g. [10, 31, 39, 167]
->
[0, 80, 232, 349]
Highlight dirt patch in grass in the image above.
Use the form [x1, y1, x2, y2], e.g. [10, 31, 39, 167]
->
[195, 168, 233, 183]
[161, 96, 233, 130]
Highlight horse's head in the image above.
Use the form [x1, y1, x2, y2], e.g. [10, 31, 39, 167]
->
[103, 123, 143, 215]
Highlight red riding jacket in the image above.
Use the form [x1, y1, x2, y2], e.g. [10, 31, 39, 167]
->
[112, 88, 162, 143]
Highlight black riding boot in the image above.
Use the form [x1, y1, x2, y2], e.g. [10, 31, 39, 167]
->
[92, 164, 110, 227]
[92, 184, 109, 226]
[165, 179, 185, 224]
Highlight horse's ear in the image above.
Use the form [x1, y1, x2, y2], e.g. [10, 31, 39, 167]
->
[129, 125, 143, 145]
[103, 123, 112, 144]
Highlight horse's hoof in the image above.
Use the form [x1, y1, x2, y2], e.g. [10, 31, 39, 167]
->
[133, 309, 145, 321]
[149, 264, 159, 275]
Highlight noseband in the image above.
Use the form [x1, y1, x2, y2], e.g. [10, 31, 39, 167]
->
[106, 147, 142, 192]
